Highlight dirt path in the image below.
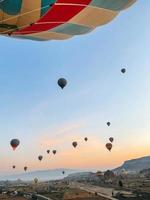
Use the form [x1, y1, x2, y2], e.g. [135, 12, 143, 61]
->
[69, 182, 117, 200]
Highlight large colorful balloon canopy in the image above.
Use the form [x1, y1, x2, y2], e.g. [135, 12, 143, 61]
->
[0, 0, 136, 41]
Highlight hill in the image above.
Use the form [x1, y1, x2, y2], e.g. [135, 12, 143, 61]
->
[113, 156, 150, 174]
[0, 168, 82, 181]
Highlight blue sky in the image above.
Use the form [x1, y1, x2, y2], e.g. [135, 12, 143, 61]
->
[0, 0, 150, 175]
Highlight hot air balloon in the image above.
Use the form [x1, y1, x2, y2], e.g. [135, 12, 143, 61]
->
[10, 139, 20, 150]
[84, 137, 88, 142]
[12, 165, 16, 169]
[0, 1, 136, 41]
[24, 166, 27, 172]
[121, 68, 126, 73]
[109, 137, 114, 143]
[62, 171, 65, 175]
[52, 150, 57, 155]
[107, 122, 111, 127]
[58, 78, 67, 89]
[34, 178, 38, 184]
[72, 141, 78, 148]
[38, 155, 43, 161]
[106, 143, 112, 152]
[47, 150, 50, 154]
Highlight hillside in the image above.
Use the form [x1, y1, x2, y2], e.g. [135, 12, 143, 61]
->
[0, 168, 81, 181]
[113, 156, 150, 173]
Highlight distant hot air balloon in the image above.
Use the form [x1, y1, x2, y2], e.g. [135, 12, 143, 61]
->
[52, 150, 57, 155]
[38, 155, 43, 161]
[34, 178, 38, 184]
[121, 68, 126, 74]
[84, 137, 88, 142]
[47, 150, 50, 154]
[72, 141, 78, 148]
[107, 122, 111, 127]
[0, 1, 136, 41]
[106, 143, 112, 152]
[10, 139, 20, 150]
[109, 137, 114, 143]
[58, 78, 67, 89]
[12, 165, 16, 169]
[24, 166, 27, 172]
[62, 171, 65, 175]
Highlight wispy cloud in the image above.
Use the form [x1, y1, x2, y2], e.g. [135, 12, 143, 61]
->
[36, 120, 86, 148]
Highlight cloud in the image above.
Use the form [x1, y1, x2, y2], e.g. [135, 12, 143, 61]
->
[36, 120, 86, 148]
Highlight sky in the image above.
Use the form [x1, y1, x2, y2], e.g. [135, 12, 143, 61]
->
[0, 0, 149, 175]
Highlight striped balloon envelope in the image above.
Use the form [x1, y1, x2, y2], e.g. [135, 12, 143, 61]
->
[0, 0, 136, 41]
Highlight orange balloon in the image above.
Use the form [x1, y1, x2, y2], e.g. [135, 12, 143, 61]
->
[106, 143, 112, 152]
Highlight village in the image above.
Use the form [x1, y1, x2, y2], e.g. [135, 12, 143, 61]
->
[1, 168, 150, 200]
